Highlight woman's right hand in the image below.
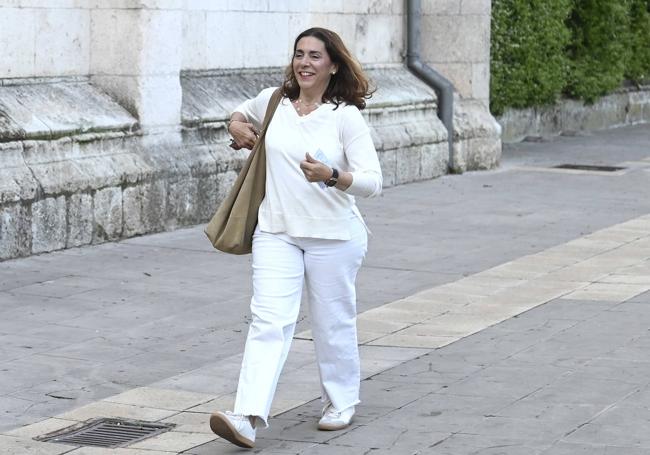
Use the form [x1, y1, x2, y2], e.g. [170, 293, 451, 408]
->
[229, 120, 259, 150]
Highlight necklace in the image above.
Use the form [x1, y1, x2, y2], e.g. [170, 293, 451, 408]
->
[294, 98, 322, 114]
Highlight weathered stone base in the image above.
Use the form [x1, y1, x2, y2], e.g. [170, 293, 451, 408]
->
[453, 98, 502, 172]
[0, 67, 502, 260]
[498, 85, 650, 142]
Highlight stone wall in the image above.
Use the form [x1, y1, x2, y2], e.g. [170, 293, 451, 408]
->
[0, 0, 501, 260]
[498, 85, 650, 142]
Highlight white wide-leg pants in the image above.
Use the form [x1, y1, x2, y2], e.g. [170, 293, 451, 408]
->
[233, 218, 368, 426]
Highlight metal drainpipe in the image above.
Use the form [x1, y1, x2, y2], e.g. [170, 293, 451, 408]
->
[406, 0, 455, 172]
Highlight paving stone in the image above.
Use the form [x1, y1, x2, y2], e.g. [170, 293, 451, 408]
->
[65, 447, 172, 454]
[0, 435, 75, 455]
[520, 373, 640, 406]
[4, 418, 77, 439]
[129, 431, 216, 452]
[426, 434, 549, 455]
[540, 442, 650, 454]
[56, 400, 176, 422]
[326, 422, 450, 450]
[104, 387, 215, 411]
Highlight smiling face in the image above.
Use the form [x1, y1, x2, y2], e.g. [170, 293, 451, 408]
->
[292, 36, 337, 98]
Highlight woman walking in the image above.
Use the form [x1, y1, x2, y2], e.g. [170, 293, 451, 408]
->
[210, 27, 382, 449]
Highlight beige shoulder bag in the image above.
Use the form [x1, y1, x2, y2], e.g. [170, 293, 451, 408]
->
[205, 88, 283, 254]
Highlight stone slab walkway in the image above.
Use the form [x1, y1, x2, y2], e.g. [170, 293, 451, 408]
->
[1, 124, 649, 454]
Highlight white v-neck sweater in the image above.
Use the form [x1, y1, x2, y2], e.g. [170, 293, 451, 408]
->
[234, 87, 383, 240]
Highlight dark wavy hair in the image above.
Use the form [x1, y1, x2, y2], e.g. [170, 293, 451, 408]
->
[282, 27, 374, 110]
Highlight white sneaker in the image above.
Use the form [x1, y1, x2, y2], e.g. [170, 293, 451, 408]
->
[318, 404, 355, 431]
[209, 411, 256, 448]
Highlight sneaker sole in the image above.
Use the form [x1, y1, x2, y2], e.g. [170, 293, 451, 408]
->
[318, 420, 352, 431]
[209, 413, 254, 449]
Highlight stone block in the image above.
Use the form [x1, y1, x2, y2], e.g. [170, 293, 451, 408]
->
[423, 0, 460, 14]
[0, 144, 39, 204]
[432, 63, 473, 100]
[354, 13, 402, 64]
[369, 0, 394, 14]
[375, 124, 411, 151]
[454, 98, 501, 140]
[205, 11, 247, 68]
[0, 88, 50, 139]
[406, 117, 447, 145]
[215, 170, 238, 206]
[288, 13, 311, 46]
[0, 7, 36, 78]
[421, 14, 490, 63]
[122, 185, 146, 237]
[26, 160, 90, 197]
[1, 81, 135, 140]
[454, 136, 502, 172]
[122, 180, 168, 237]
[0, 167, 38, 205]
[395, 146, 421, 185]
[626, 89, 650, 124]
[420, 143, 449, 179]
[309, 0, 345, 13]
[343, 0, 371, 13]
[185, 0, 231, 10]
[34, 8, 90, 76]
[93, 74, 182, 128]
[187, 144, 219, 176]
[133, 0, 185, 9]
[368, 126, 384, 151]
[461, 0, 492, 15]
[93, 186, 123, 242]
[0, 204, 31, 260]
[232, 0, 269, 11]
[196, 175, 219, 223]
[31, 196, 67, 254]
[241, 13, 291, 68]
[66, 193, 93, 248]
[90, 8, 141, 74]
[166, 177, 199, 228]
[560, 95, 628, 132]
[307, 13, 357, 54]
[181, 10, 208, 70]
[138, 75, 183, 128]
[472, 62, 490, 104]
[140, 9, 183, 74]
[378, 148, 396, 187]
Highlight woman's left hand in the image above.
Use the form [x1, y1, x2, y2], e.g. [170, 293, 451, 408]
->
[300, 153, 333, 183]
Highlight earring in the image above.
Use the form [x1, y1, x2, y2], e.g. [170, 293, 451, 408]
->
[331, 71, 336, 75]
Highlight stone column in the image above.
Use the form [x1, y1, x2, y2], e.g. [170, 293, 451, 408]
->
[420, 0, 492, 106]
[89, 1, 183, 129]
[420, 0, 501, 172]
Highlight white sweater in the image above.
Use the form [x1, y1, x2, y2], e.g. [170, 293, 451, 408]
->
[234, 87, 382, 240]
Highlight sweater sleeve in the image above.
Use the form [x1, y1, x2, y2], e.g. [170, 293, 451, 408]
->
[232, 87, 278, 131]
[340, 106, 383, 198]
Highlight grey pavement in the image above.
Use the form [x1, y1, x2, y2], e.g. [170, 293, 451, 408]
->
[1, 124, 650, 454]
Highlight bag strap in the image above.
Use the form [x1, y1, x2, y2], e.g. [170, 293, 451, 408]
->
[258, 88, 283, 138]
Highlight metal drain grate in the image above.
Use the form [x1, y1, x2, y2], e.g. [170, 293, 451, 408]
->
[39, 418, 175, 448]
[553, 164, 625, 172]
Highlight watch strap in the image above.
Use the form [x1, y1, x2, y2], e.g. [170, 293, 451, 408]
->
[325, 168, 339, 187]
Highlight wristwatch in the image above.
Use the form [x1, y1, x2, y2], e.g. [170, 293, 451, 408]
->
[325, 168, 339, 187]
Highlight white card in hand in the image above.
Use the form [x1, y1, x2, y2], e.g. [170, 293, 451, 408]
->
[313, 149, 331, 189]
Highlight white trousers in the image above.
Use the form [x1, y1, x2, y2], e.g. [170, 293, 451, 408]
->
[233, 217, 368, 426]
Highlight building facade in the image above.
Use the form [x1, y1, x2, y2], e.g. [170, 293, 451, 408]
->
[0, 0, 500, 260]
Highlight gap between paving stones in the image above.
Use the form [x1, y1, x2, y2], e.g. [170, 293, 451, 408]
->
[2, 214, 649, 454]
